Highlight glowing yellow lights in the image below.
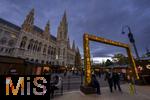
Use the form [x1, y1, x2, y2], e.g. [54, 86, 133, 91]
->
[83, 33, 139, 86]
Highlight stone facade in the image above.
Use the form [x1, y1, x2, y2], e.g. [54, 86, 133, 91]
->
[0, 9, 78, 67]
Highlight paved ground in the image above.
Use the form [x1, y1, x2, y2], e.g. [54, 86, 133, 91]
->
[52, 73, 125, 92]
[53, 84, 150, 100]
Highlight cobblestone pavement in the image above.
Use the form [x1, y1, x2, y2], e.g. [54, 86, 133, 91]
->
[53, 84, 150, 100]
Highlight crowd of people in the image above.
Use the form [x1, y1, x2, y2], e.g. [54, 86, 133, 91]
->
[48, 68, 123, 98]
[91, 68, 122, 95]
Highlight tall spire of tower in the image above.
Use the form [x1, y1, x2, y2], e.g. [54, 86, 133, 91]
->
[43, 20, 50, 35]
[62, 10, 67, 24]
[67, 37, 70, 49]
[22, 8, 34, 32]
[72, 40, 75, 50]
[57, 11, 68, 40]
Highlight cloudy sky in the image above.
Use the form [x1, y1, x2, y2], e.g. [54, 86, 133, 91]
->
[0, 0, 150, 58]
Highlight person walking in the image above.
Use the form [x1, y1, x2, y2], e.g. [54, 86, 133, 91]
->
[113, 70, 122, 92]
[50, 75, 62, 98]
[105, 69, 114, 93]
[91, 74, 101, 95]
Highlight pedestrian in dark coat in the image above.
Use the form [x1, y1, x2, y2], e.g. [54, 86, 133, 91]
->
[91, 74, 101, 95]
[113, 70, 122, 92]
[105, 69, 113, 93]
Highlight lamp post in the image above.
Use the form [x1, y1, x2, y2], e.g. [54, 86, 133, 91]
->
[122, 25, 140, 60]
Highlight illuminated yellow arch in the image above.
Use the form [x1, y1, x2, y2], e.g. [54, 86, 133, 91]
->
[83, 33, 139, 86]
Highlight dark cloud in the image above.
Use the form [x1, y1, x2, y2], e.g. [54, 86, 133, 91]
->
[0, 0, 150, 58]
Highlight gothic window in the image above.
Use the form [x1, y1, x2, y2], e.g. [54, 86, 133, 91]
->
[8, 39, 15, 47]
[0, 37, 7, 45]
[31, 40, 34, 50]
[34, 40, 38, 51]
[33, 41, 37, 51]
[5, 48, 8, 53]
[43, 44, 47, 54]
[37, 42, 42, 52]
[28, 39, 33, 50]
[8, 49, 11, 53]
[48, 46, 51, 55]
[20, 36, 27, 48]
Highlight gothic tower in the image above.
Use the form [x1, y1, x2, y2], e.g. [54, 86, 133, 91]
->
[72, 40, 76, 51]
[43, 20, 50, 40]
[21, 8, 34, 33]
[67, 37, 70, 49]
[14, 9, 35, 57]
[57, 11, 68, 41]
[56, 11, 68, 66]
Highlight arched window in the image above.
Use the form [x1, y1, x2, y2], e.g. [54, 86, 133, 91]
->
[20, 36, 27, 48]
[43, 44, 47, 54]
[28, 39, 33, 50]
[48, 46, 51, 55]
[33, 40, 37, 51]
[37, 42, 42, 52]
[8, 39, 15, 47]
[33, 40, 38, 51]
[0, 37, 7, 45]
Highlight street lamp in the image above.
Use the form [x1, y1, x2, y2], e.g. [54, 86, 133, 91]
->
[122, 25, 140, 60]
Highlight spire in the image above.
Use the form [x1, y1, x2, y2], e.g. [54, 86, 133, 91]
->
[67, 37, 70, 49]
[22, 8, 34, 32]
[43, 20, 50, 35]
[72, 40, 75, 50]
[62, 10, 67, 24]
[57, 26, 61, 41]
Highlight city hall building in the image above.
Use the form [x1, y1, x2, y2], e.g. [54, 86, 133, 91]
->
[0, 9, 79, 67]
